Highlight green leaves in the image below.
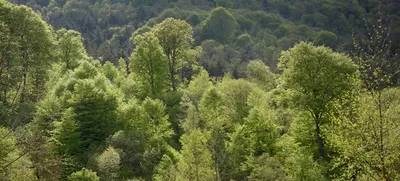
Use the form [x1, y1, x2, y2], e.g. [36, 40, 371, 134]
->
[280, 42, 358, 118]
[201, 7, 237, 44]
[56, 29, 87, 70]
[152, 18, 196, 91]
[130, 32, 170, 96]
[68, 168, 100, 181]
[331, 88, 400, 180]
[279, 42, 359, 160]
[177, 130, 215, 181]
[97, 146, 120, 181]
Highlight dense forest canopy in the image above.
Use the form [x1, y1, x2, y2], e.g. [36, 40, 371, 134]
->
[0, 0, 400, 181]
[5, 0, 400, 75]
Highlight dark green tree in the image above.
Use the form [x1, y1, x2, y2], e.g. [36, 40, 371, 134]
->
[314, 31, 338, 48]
[201, 7, 237, 43]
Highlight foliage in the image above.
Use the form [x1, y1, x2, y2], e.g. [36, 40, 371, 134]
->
[279, 42, 359, 159]
[201, 7, 237, 44]
[97, 146, 120, 181]
[332, 88, 400, 180]
[0, 1, 399, 180]
[314, 30, 338, 48]
[68, 168, 100, 181]
[130, 32, 169, 96]
[177, 130, 215, 181]
[152, 18, 195, 91]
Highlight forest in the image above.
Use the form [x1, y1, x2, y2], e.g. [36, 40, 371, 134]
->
[0, 0, 400, 180]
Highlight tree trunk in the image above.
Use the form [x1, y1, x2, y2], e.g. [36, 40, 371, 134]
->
[315, 116, 325, 159]
[170, 56, 176, 92]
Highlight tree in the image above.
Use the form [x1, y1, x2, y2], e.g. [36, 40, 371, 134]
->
[68, 168, 100, 181]
[69, 79, 118, 163]
[56, 29, 86, 70]
[185, 69, 212, 106]
[201, 7, 237, 44]
[314, 31, 338, 48]
[152, 154, 178, 181]
[97, 146, 120, 181]
[246, 60, 276, 91]
[246, 154, 287, 181]
[0, 1, 55, 127]
[279, 42, 358, 159]
[331, 15, 400, 180]
[152, 18, 194, 92]
[6, 4, 55, 103]
[130, 32, 169, 96]
[107, 130, 146, 179]
[177, 130, 215, 181]
[275, 135, 326, 181]
[333, 88, 400, 180]
[0, 127, 36, 180]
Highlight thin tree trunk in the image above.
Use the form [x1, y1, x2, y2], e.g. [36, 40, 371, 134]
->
[315, 115, 325, 159]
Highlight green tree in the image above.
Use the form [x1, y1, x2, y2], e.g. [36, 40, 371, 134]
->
[333, 88, 400, 180]
[0, 127, 36, 180]
[177, 130, 215, 181]
[276, 135, 326, 181]
[97, 146, 120, 181]
[56, 29, 86, 70]
[314, 31, 338, 48]
[130, 32, 169, 96]
[179, 97, 201, 133]
[0, 0, 55, 127]
[279, 42, 358, 159]
[201, 7, 237, 43]
[7, 4, 55, 103]
[246, 60, 276, 91]
[246, 154, 287, 181]
[69, 79, 118, 163]
[68, 168, 100, 181]
[185, 69, 212, 106]
[107, 130, 146, 179]
[152, 154, 178, 181]
[331, 18, 400, 180]
[52, 108, 81, 164]
[152, 18, 194, 92]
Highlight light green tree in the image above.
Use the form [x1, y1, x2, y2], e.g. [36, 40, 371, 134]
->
[279, 42, 358, 159]
[246, 60, 276, 91]
[276, 135, 326, 181]
[0, 127, 36, 180]
[332, 88, 400, 180]
[177, 130, 215, 181]
[130, 32, 169, 96]
[97, 146, 120, 181]
[56, 29, 86, 70]
[68, 168, 100, 181]
[331, 20, 400, 179]
[153, 154, 178, 181]
[185, 69, 212, 106]
[152, 18, 194, 92]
